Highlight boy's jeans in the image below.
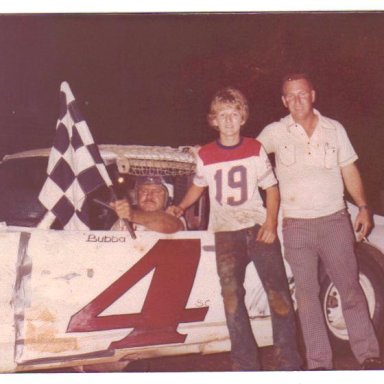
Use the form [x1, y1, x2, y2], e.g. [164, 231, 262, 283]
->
[215, 225, 302, 371]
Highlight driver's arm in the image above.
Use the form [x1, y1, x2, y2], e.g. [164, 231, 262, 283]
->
[130, 209, 185, 233]
[111, 199, 184, 234]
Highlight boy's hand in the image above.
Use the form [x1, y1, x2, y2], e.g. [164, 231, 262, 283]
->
[256, 221, 277, 244]
[166, 205, 184, 218]
[110, 199, 133, 221]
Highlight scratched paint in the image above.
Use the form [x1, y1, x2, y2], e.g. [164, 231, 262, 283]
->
[87, 269, 94, 278]
[55, 272, 81, 281]
[25, 322, 79, 353]
[25, 307, 79, 353]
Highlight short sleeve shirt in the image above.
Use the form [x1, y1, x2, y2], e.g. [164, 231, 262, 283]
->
[257, 110, 358, 219]
[193, 137, 277, 232]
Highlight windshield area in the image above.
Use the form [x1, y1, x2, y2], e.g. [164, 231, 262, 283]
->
[89, 166, 209, 231]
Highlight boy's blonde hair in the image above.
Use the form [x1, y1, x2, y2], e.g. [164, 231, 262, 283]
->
[207, 87, 249, 128]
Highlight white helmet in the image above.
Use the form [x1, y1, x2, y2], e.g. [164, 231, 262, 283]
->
[134, 176, 174, 206]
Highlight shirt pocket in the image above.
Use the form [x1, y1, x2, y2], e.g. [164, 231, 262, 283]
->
[324, 145, 338, 169]
[278, 143, 295, 166]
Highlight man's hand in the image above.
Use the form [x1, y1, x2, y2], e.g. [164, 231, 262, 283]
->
[256, 221, 277, 244]
[166, 205, 184, 218]
[340, 163, 373, 241]
[354, 208, 373, 241]
[110, 199, 133, 221]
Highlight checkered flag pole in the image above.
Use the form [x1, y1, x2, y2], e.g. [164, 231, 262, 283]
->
[38, 81, 113, 230]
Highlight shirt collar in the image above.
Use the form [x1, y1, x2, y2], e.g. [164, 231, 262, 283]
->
[286, 109, 322, 133]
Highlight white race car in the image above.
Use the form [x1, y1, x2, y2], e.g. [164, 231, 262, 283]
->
[1, 145, 384, 372]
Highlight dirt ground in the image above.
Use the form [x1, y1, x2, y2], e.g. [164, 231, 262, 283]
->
[122, 346, 361, 372]
[26, 345, 375, 374]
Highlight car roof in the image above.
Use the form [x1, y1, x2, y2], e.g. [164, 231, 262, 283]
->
[1, 144, 196, 162]
[1, 145, 197, 176]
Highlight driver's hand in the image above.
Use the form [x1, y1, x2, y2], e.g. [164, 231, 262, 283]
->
[110, 199, 133, 221]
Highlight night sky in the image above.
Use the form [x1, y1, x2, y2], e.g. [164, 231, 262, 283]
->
[1, 12, 384, 209]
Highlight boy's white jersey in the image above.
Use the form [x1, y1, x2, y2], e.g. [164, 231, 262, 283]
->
[193, 137, 277, 232]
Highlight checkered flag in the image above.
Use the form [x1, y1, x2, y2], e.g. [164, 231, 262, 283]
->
[38, 81, 112, 230]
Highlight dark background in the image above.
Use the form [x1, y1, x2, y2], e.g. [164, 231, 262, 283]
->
[1, 12, 384, 210]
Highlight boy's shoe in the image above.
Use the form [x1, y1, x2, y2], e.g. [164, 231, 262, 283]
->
[361, 357, 383, 370]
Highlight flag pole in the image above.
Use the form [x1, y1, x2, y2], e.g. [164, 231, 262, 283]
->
[109, 186, 136, 239]
[37, 211, 57, 229]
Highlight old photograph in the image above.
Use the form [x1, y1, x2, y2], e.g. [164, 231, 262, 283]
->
[1, 9, 384, 382]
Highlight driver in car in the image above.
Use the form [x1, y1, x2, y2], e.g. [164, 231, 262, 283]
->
[110, 175, 185, 234]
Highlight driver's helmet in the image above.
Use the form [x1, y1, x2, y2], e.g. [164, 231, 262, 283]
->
[134, 176, 174, 207]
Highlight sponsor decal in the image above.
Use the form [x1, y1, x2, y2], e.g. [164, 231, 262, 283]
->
[86, 234, 126, 243]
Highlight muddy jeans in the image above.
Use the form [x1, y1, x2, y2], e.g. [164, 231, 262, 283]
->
[215, 225, 303, 371]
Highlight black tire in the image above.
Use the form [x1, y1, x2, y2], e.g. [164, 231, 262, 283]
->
[319, 243, 384, 356]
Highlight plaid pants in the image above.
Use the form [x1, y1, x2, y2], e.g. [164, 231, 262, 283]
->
[283, 209, 380, 369]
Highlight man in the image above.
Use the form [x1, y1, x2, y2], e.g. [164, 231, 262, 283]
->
[110, 175, 185, 233]
[257, 73, 382, 370]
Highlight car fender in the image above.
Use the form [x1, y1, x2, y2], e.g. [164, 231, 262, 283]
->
[0, 227, 275, 372]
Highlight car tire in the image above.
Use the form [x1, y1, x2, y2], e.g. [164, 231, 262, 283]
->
[319, 242, 384, 356]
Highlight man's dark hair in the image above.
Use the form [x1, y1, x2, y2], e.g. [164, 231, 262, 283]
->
[281, 73, 314, 95]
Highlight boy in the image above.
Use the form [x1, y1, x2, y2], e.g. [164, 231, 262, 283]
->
[169, 87, 302, 371]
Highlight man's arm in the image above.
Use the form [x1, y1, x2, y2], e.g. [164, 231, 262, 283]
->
[110, 200, 184, 234]
[167, 184, 206, 218]
[131, 209, 185, 233]
[341, 162, 373, 240]
[256, 184, 279, 244]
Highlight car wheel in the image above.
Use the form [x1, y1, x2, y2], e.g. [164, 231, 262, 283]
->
[319, 242, 384, 356]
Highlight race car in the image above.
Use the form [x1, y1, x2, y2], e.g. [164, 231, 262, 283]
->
[1, 144, 384, 372]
